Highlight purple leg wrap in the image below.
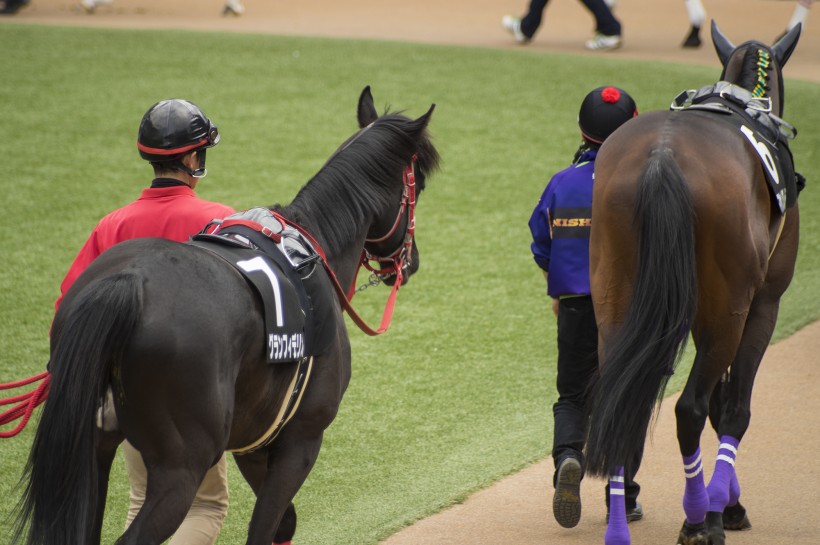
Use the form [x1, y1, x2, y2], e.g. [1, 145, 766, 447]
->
[728, 470, 741, 506]
[682, 447, 709, 523]
[706, 436, 739, 512]
[604, 467, 631, 545]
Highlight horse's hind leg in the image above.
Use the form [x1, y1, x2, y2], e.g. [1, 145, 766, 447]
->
[92, 429, 122, 544]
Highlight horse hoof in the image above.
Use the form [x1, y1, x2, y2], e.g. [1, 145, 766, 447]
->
[677, 520, 709, 545]
[705, 511, 726, 545]
[723, 502, 752, 531]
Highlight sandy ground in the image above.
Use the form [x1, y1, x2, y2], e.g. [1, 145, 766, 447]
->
[3, 1, 819, 544]
[3, 0, 820, 82]
[383, 320, 820, 545]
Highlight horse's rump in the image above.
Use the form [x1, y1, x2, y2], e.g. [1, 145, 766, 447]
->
[586, 109, 776, 476]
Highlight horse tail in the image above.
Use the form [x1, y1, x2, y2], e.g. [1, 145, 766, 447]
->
[13, 272, 143, 545]
[585, 148, 697, 478]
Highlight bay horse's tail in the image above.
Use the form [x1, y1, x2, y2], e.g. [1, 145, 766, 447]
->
[585, 148, 697, 478]
[13, 272, 143, 545]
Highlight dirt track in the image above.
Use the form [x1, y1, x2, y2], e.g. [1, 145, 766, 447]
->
[4, 0, 820, 82]
[3, 1, 819, 543]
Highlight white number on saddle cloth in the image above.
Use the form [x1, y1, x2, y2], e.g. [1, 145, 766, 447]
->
[740, 124, 786, 212]
[237, 256, 284, 327]
[740, 124, 779, 185]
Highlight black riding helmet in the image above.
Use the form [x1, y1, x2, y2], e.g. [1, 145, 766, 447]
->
[578, 86, 638, 145]
[137, 99, 220, 177]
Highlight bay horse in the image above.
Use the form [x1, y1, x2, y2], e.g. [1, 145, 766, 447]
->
[12, 86, 440, 545]
[585, 22, 801, 545]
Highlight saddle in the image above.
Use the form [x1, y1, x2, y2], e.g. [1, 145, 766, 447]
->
[670, 81, 801, 212]
[190, 208, 336, 364]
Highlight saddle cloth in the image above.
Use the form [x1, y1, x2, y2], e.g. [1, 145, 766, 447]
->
[671, 82, 798, 213]
[189, 208, 336, 364]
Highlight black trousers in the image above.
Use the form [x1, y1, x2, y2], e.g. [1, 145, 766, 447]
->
[520, 0, 621, 39]
[553, 296, 640, 508]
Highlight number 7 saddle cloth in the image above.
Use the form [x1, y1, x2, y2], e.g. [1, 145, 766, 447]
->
[190, 208, 336, 364]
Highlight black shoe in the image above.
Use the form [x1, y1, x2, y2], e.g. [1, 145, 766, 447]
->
[553, 457, 582, 528]
[682, 25, 702, 48]
[607, 501, 644, 523]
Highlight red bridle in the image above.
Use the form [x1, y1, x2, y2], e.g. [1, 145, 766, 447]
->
[360, 155, 417, 290]
[274, 157, 418, 336]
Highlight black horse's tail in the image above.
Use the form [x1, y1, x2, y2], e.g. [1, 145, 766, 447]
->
[585, 148, 697, 478]
[13, 272, 143, 545]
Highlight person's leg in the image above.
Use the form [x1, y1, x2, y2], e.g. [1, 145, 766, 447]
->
[788, 0, 812, 30]
[520, 0, 550, 38]
[170, 454, 230, 545]
[552, 296, 598, 528]
[124, 442, 229, 544]
[123, 440, 148, 528]
[579, 0, 621, 37]
[682, 0, 706, 47]
[552, 296, 598, 468]
[0, 0, 29, 15]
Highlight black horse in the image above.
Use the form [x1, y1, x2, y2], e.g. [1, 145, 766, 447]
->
[12, 86, 440, 545]
[585, 23, 801, 545]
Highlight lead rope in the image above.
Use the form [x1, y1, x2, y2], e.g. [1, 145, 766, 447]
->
[282, 215, 404, 336]
[0, 372, 51, 438]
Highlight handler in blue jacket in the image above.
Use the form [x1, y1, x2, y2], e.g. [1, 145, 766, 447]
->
[528, 85, 642, 529]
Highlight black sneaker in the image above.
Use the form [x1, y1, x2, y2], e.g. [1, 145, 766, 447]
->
[682, 25, 702, 48]
[607, 501, 644, 523]
[553, 457, 582, 528]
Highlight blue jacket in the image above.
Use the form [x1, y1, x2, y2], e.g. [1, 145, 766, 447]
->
[528, 148, 596, 298]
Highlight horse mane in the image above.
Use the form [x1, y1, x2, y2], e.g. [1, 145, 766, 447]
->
[736, 44, 772, 97]
[275, 113, 440, 256]
[721, 41, 782, 98]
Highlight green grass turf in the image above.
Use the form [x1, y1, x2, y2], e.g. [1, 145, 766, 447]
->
[0, 24, 818, 545]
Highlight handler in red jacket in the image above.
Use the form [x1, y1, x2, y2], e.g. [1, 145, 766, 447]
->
[56, 98, 235, 545]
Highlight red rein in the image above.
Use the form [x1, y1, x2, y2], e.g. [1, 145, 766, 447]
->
[289, 160, 417, 336]
[0, 372, 51, 437]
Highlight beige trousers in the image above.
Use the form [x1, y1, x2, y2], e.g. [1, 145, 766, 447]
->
[123, 441, 229, 545]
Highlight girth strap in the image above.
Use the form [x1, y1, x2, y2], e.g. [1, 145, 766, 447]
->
[229, 356, 313, 455]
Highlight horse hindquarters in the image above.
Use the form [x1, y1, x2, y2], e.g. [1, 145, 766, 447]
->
[587, 148, 697, 477]
[588, 147, 698, 544]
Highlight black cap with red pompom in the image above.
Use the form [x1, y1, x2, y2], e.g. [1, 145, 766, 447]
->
[578, 86, 638, 145]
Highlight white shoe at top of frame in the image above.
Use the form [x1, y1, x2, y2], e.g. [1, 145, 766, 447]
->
[80, 0, 111, 13]
[585, 33, 622, 51]
[223, 0, 245, 16]
[501, 15, 531, 44]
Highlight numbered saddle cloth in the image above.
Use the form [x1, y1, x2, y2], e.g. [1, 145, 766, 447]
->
[189, 211, 336, 364]
[671, 81, 798, 213]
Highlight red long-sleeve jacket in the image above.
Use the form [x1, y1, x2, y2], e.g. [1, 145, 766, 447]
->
[56, 184, 235, 311]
